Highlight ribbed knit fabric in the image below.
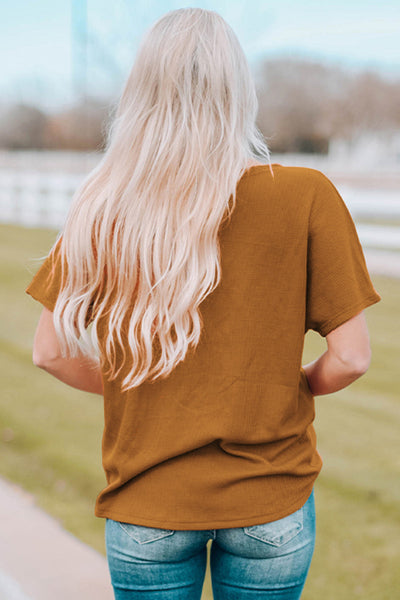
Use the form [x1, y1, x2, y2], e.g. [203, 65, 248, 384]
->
[26, 164, 381, 529]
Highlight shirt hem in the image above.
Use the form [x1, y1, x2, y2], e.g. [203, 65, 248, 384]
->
[94, 486, 315, 530]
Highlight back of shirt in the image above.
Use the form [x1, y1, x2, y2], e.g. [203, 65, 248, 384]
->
[25, 163, 381, 530]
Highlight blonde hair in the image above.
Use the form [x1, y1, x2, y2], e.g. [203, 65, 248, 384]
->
[52, 7, 273, 391]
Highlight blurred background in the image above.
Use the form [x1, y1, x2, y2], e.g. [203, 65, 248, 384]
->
[0, 1, 399, 599]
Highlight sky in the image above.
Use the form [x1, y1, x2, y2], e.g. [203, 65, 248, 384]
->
[1, 0, 400, 112]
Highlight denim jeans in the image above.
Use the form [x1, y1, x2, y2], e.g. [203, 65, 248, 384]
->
[105, 488, 315, 599]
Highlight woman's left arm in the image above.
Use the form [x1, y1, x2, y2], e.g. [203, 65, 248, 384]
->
[32, 307, 103, 396]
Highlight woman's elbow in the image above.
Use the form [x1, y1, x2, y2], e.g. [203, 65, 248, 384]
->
[32, 349, 48, 369]
[351, 349, 372, 375]
[32, 344, 61, 369]
[337, 344, 372, 375]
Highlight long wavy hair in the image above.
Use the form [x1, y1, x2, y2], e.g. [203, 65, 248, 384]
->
[50, 7, 274, 392]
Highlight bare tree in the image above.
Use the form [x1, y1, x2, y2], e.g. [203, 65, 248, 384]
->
[254, 57, 400, 152]
[0, 103, 48, 149]
[1, 59, 399, 153]
[43, 98, 111, 151]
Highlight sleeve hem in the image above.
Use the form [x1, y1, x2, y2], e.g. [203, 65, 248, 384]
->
[318, 292, 382, 337]
[25, 286, 55, 313]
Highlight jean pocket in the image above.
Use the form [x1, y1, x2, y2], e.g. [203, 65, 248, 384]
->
[243, 505, 304, 547]
[117, 522, 175, 544]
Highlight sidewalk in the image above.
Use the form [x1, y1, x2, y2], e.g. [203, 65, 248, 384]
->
[0, 476, 114, 600]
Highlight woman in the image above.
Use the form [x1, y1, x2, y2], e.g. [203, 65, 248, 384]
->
[26, 7, 381, 600]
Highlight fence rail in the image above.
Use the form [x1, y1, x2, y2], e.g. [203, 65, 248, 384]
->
[1, 152, 399, 252]
[0, 171, 83, 229]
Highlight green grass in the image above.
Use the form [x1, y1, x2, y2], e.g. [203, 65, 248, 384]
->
[1, 224, 106, 551]
[1, 223, 399, 599]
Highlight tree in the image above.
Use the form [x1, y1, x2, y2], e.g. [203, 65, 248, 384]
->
[0, 103, 48, 149]
[254, 57, 400, 152]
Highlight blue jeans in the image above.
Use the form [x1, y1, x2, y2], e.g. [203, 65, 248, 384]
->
[105, 489, 316, 599]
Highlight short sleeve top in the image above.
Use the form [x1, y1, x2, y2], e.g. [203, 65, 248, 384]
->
[25, 164, 382, 529]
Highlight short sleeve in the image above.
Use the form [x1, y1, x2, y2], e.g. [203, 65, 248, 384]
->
[305, 172, 382, 337]
[26, 236, 96, 329]
[25, 236, 66, 312]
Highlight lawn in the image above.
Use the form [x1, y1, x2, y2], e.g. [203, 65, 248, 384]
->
[1, 223, 399, 599]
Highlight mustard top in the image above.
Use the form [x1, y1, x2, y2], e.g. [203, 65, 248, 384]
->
[26, 164, 381, 530]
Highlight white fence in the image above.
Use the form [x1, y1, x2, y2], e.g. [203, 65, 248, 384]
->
[0, 151, 400, 252]
[0, 170, 84, 229]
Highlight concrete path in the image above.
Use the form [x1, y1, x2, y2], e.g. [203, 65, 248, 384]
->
[0, 477, 114, 600]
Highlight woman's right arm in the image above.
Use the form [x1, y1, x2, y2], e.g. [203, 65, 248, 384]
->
[303, 310, 372, 396]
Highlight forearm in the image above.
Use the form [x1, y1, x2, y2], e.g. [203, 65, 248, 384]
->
[303, 350, 367, 396]
[37, 355, 103, 395]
